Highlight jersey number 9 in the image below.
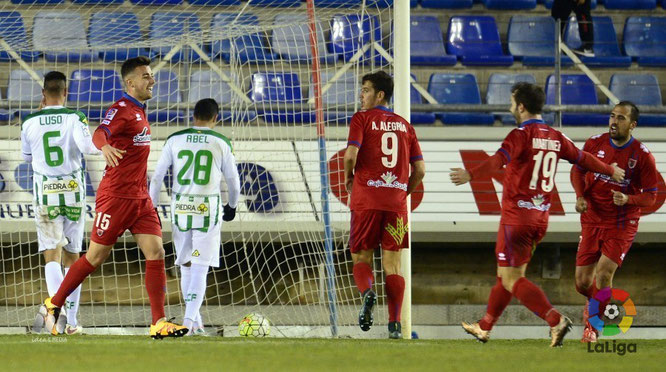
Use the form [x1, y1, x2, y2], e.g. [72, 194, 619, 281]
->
[381, 132, 398, 168]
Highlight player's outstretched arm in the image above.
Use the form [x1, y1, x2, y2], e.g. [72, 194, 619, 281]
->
[570, 166, 588, 213]
[407, 160, 425, 195]
[343, 146, 359, 193]
[92, 127, 125, 167]
[577, 151, 625, 182]
[450, 153, 504, 186]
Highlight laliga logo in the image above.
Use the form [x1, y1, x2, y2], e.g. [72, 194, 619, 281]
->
[588, 287, 636, 336]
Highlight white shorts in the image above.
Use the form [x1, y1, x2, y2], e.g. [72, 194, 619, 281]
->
[172, 223, 221, 268]
[34, 204, 85, 254]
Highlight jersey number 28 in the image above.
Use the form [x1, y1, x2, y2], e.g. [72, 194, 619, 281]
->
[177, 150, 213, 185]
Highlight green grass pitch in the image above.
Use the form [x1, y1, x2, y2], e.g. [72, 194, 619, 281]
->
[1, 335, 664, 371]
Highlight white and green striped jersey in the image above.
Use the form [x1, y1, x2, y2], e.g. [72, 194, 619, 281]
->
[150, 126, 241, 232]
[21, 105, 101, 220]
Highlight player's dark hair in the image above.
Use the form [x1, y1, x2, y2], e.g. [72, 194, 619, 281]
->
[511, 82, 545, 115]
[43, 71, 67, 96]
[194, 98, 219, 122]
[617, 100, 639, 123]
[362, 71, 394, 104]
[121, 56, 151, 80]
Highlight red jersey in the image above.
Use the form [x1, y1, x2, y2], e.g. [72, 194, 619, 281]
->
[498, 119, 583, 226]
[578, 133, 658, 227]
[96, 93, 152, 199]
[347, 106, 423, 212]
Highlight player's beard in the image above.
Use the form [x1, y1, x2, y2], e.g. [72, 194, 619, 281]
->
[609, 127, 629, 143]
[511, 108, 521, 125]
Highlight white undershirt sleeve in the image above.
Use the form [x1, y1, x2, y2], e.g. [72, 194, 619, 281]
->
[221, 145, 240, 209]
[73, 118, 102, 156]
[20, 128, 32, 163]
[150, 141, 173, 208]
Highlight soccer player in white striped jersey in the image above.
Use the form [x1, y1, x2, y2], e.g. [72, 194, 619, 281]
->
[21, 71, 102, 335]
[150, 98, 241, 336]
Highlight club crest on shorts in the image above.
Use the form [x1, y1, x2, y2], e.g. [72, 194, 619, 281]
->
[385, 217, 408, 245]
[628, 158, 637, 169]
[192, 250, 200, 257]
[97, 229, 104, 237]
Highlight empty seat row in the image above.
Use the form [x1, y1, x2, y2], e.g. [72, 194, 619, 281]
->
[2, 11, 666, 67]
[2, 70, 665, 126]
[8, 0, 665, 10]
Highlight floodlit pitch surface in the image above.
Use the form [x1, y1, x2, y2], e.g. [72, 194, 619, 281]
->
[1, 336, 664, 371]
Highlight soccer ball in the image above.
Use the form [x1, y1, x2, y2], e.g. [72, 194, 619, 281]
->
[238, 313, 270, 337]
[604, 304, 620, 320]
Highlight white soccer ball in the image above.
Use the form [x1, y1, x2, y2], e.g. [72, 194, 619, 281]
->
[604, 304, 620, 320]
[238, 313, 270, 337]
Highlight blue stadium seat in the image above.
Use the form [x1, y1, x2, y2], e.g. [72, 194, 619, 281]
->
[251, 72, 314, 124]
[543, 0, 596, 9]
[483, 0, 536, 9]
[507, 16, 573, 67]
[187, 0, 240, 4]
[313, 0, 409, 6]
[7, 70, 44, 103]
[421, 0, 473, 8]
[446, 16, 514, 66]
[609, 74, 666, 126]
[187, 70, 256, 122]
[150, 12, 203, 63]
[564, 16, 631, 68]
[604, 0, 656, 9]
[271, 14, 336, 63]
[33, 12, 98, 63]
[210, 13, 276, 64]
[545, 74, 607, 126]
[427, 73, 495, 125]
[71, 0, 123, 4]
[486, 73, 536, 124]
[310, 71, 355, 124]
[409, 16, 457, 66]
[410, 83, 436, 125]
[147, 70, 184, 123]
[250, 0, 300, 6]
[90, 12, 149, 62]
[623, 17, 666, 67]
[10, 0, 62, 4]
[130, 0, 183, 4]
[68, 70, 123, 122]
[0, 12, 39, 62]
[330, 14, 384, 64]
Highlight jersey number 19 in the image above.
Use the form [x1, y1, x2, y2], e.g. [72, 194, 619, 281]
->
[529, 150, 557, 192]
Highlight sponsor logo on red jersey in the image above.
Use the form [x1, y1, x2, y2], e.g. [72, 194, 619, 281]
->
[133, 127, 151, 146]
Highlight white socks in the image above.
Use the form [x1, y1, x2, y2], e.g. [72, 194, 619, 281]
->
[63, 267, 82, 327]
[181, 264, 208, 330]
[45, 261, 64, 297]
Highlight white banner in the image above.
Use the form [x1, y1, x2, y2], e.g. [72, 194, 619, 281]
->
[1, 140, 665, 238]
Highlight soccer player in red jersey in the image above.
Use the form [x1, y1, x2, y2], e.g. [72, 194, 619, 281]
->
[38, 57, 187, 338]
[450, 82, 625, 347]
[344, 71, 426, 339]
[571, 101, 658, 343]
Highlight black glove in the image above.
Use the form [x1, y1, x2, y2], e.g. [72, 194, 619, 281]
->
[222, 204, 236, 222]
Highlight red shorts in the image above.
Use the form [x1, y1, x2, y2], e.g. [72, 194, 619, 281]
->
[576, 225, 637, 267]
[91, 195, 162, 245]
[495, 224, 547, 267]
[349, 210, 409, 253]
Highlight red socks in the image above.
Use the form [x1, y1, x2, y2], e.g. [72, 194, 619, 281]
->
[52, 254, 96, 307]
[145, 260, 166, 324]
[385, 274, 405, 322]
[512, 277, 561, 327]
[576, 277, 599, 299]
[479, 277, 512, 331]
[352, 262, 374, 294]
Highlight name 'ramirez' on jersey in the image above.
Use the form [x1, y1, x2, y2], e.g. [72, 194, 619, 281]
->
[347, 106, 423, 213]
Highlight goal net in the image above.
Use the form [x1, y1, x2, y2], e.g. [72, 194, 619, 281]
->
[0, 0, 401, 337]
